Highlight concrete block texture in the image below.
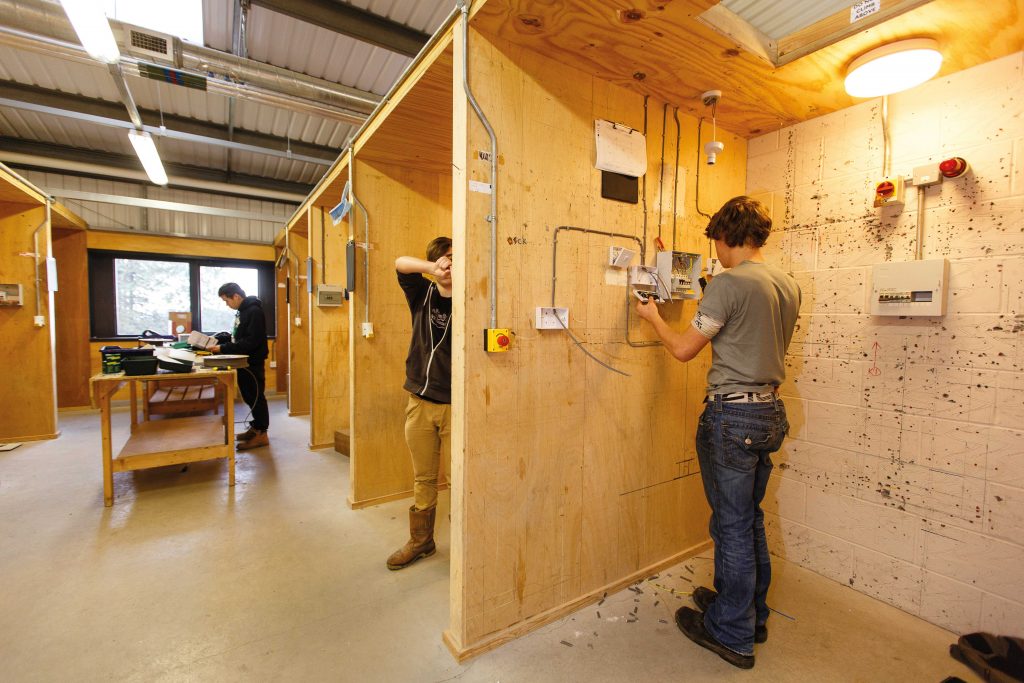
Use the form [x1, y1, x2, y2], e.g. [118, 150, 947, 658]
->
[759, 52, 1024, 634]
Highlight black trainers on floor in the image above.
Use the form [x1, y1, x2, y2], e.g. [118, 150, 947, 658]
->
[675, 606, 755, 670]
[692, 586, 768, 644]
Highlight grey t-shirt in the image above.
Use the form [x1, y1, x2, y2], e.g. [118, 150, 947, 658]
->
[694, 261, 801, 395]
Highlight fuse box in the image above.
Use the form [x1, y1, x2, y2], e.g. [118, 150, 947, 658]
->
[0, 283, 24, 306]
[870, 259, 948, 317]
[655, 251, 702, 300]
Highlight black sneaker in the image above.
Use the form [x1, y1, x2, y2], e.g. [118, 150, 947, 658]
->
[692, 586, 768, 643]
[675, 606, 754, 669]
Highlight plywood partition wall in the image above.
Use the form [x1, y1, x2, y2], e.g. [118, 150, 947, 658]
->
[273, 242, 289, 396]
[445, 20, 747, 658]
[343, 38, 454, 507]
[308, 206, 350, 448]
[0, 171, 57, 440]
[347, 159, 452, 508]
[287, 223, 311, 416]
[52, 226, 90, 408]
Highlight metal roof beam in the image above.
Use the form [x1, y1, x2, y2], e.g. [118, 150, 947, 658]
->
[0, 80, 339, 163]
[251, 0, 429, 58]
[0, 136, 314, 199]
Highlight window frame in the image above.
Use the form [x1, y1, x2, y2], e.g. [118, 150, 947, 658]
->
[88, 249, 276, 341]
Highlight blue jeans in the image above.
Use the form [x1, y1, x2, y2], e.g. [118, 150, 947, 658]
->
[696, 396, 788, 655]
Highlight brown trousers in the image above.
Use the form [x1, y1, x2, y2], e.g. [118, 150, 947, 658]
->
[404, 395, 451, 510]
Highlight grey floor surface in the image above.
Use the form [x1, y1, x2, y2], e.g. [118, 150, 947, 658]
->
[0, 399, 981, 682]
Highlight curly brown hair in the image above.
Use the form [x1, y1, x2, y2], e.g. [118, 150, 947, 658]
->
[426, 236, 452, 262]
[704, 196, 772, 248]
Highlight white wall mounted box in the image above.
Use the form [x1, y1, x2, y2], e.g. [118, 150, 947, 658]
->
[316, 284, 344, 306]
[0, 283, 23, 305]
[870, 259, 949, 316]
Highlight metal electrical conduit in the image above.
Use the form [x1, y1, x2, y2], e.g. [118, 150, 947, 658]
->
[550, 226, 660, 349]
[0, 0, 377, 124]
[345, 147, 371, 326]
[458, 0, 498, 330]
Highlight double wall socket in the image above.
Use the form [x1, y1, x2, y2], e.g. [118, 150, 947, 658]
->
[534, 307, 569, 329]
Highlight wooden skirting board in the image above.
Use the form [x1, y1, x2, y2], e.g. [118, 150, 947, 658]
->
[442, 539, 713, 662]
[4, 432, 60, 442]
[348, 483, 451, 511]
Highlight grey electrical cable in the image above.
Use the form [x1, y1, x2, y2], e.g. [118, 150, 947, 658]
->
[557, 312, 630, 377]
[658, 102, 668, 239]
[695, 117, 712, 220]
[641, 95, 649, 263]
[672, 106, 681, 251]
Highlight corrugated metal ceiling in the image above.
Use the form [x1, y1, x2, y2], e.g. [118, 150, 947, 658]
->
[0, 0, 454, 200]
[720, 0, 856, 40]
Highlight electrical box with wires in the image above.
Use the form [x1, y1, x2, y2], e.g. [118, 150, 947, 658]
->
[656, 251, 702, 300]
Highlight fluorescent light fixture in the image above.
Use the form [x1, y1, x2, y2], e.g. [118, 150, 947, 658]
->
[128, 130, 169, 185]
[59, 0, 120, 64]
[845, 38, 942, 98]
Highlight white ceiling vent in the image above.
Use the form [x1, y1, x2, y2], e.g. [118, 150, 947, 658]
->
[117, 24, 176, 65]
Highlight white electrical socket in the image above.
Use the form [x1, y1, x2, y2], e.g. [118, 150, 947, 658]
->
[362, 322, 374, 338]
[535, 307, 569, 330]
[269, 361, 278, 368]
[33, 315, 45, 327]
[608, 246, 635, 268]
[294, 317, 302, 327]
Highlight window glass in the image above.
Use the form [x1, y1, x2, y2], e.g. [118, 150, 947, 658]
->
[114, 258, 191, 336]
[200, 266, 260, 334]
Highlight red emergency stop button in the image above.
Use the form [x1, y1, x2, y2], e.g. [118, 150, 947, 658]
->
[939, 157, 968, 178]
[497, 334, 509, 347]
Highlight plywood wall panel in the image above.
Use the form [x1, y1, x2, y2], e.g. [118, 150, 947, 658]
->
[447, 23, 746, 656]
[348, 160, 452, 507]
[0, 203, 57, 440]
[53, 228, 91, 408]
[308, 207, 350, 448]
[287, 229, 310, 416]
[274, 245, 289, 395]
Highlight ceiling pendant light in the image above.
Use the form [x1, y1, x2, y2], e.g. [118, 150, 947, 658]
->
[128, 130, 169, 186]
[845, 38, 943, 98]
[59, 0, 121, 64]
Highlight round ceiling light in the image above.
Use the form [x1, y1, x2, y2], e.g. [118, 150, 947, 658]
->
[844, 38, 943, 98]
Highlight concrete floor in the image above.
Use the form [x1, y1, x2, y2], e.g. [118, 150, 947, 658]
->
[1, 399, 981, 682]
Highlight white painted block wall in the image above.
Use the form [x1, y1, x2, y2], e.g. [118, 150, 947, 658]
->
[746, 52, 1024, 636]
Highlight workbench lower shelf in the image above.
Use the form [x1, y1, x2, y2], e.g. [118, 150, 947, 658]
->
[114, 415, 230, 472]
[90, 369, 236, 506]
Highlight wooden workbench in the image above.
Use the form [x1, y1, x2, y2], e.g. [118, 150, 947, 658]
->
[89, 369, 236, 506]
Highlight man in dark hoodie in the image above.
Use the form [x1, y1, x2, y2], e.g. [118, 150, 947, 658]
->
[211, 282, 270, 451]
[387, 236, 452, 570]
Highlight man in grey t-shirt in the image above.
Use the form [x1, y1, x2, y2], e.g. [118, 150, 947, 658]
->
[636, 196, 800, 670]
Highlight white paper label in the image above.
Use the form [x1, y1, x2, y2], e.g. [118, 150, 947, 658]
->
[469, 180, 493, 194]
[851, 0, 880, 23]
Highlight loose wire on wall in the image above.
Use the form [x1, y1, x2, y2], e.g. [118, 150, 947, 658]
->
[640, 95, 649, 263]
[657, 101, 668, 240]
[672, 106, 681, 251]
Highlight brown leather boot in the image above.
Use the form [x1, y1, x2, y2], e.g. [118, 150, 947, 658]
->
[386, 505, 436, 570]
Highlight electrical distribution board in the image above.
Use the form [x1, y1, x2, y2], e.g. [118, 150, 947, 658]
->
[870, 259, 949, 316]
[0, 283, 23, 305]
[317, 284, 344, 306]
[656, 251, 702, 300]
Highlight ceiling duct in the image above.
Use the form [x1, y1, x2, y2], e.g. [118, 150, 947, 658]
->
[0, 0, 381, 124]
